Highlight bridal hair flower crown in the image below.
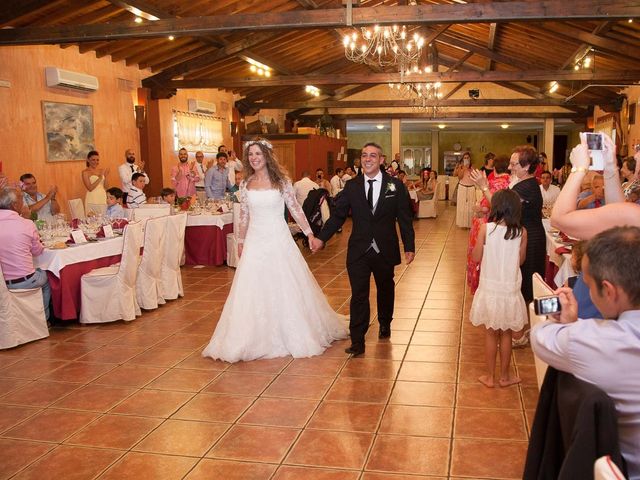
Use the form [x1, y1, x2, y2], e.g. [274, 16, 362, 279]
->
[244, 139, 273, 150]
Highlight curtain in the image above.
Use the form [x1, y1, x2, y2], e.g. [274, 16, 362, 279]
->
[174, 110, 223, 153]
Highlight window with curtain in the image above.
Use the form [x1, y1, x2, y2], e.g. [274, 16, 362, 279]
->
[173, 110, 223, 153]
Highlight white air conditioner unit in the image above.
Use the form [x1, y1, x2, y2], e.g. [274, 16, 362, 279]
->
[45, 67, 99, 92]
[188, 99, 216, 114]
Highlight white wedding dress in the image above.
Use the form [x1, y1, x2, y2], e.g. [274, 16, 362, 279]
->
[202, 182, 348, 362]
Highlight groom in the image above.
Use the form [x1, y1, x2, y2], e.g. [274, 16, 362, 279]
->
[311, 142, 415, 355]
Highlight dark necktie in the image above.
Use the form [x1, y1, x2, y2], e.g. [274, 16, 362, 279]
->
[367, 179, 375, 210]
[130, 165, 135, 172]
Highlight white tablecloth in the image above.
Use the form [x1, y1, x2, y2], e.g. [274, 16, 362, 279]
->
[35, 237, 124, 277]
[408, 190, 418, 202]
[186, 212, 233, 228]
[542, 219, 576, 287]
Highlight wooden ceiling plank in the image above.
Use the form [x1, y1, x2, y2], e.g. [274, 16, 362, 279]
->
[302, 112, 585, 120]
[0, 0, 63, 26]
[3, 1, 640, 45]
[442, 82, 466, 100]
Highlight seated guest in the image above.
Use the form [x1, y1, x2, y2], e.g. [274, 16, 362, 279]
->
[0, 187, 51, 320]
[330, 168, 345, 197]
[204, 152, 232, 200]
[539, 170, 561, 209]
[229, 171, 243, 202]
[621, 153, 640, 201]
[480, 152, 495, 178]
[417, 170, 437, 201]
[159, 187, 176, 205]
[315, 168, 332, 191]
[565, 240, 602, 319]
[342, 166, 355, 183]
[105, 187, 125, 219]
[397, 170, 412, 189]
[126, 173, 147, 208]
[531, 226, 640, 479]
[577, 174, 605, 209]
[20, 173, 60, 220]
[293, 171, 318, 206]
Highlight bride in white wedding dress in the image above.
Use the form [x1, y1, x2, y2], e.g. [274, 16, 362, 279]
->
[202, 139, 348, 362]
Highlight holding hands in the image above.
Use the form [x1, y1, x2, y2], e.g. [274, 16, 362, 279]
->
[309, 235, 324, 253]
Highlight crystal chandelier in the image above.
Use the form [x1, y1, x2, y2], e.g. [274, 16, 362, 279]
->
[343, 25, 425, 70]
[388, 74, 444, 118]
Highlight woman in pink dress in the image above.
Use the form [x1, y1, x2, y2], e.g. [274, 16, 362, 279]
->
[466, 155, 511, 293]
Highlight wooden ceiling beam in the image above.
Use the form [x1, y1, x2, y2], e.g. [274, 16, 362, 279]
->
[0, 0, 59, 26]
[106, 0, 165, 21]
[300, 112, 585, 120]
[165, 69, 640, 88]
[2, 1, 639, 45]
[545, 22, 638, 60]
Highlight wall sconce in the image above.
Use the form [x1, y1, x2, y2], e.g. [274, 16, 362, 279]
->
[135, 105, 146, 128]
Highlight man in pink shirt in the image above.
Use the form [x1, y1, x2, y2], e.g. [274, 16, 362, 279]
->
[170, 148, 200, 198]
[0, 187, 50, 320]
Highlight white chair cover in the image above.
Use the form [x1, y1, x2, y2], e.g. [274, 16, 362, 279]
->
[136, 216, 167, 310]
[436, 175, 447, 200]
[160, 213, 187, 300]
[79, 221, 143, 324]
[417, 197, 437, 218]
[0, 264, 49, 349]
[86, 203, 107, 216]
[448, 176, 459, 201]
[133, 205, 171, 221]
[226, 203, 241, 268]
[68, 198, 86, 220]
[530, 272, 553, 390]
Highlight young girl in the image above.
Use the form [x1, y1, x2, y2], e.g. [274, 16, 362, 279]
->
[470, 189, 528, 388]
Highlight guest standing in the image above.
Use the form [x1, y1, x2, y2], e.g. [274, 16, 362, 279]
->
[171, 148, 199, 198]
[118, 149, 148, 205]
[204, 152, 232, 200]
[82, 150, 108, 213]
[455, 152, 476, 228]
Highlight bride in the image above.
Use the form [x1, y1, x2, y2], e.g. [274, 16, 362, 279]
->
[202, 138, 348, 362]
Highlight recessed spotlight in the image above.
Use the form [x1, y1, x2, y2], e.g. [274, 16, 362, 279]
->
[438, 124, 446, 129]
[629, 18, 634, 23]
[134, 17, 143, 24]
[500, 124, 509, 129]
[168, 35, 175, 41]
[376, 124, 385, 130]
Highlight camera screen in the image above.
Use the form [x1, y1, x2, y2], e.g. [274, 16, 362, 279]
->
[586, 133, 603, 151]
[538, 296, 560, 315]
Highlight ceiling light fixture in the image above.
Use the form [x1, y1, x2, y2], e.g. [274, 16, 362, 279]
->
[134, 17, 143, 24]
[376, 124, 385, 130]
[168, 35, 175, 41]
[305, 85, 321, 97]
[500, 124, 510, 129]
[438, 124, 446, 129]
[629, 19, 634, 23]
[549, 81, 559, 94]
[246, 58, 273, 77]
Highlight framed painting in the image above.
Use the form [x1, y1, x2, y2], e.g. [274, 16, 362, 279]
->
[42, 101, 95, 162]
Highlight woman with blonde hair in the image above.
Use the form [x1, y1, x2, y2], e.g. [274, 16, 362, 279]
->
[203, 138, 347, 362]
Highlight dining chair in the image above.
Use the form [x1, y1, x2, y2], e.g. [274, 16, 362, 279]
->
[68, 198, 86, 220]
[132, 204, 171, 221]
[417, 196, 437, 218]
[160, 213, 187, 300]
[86, 203, 107, 216]
[0, 264, 49, 349]
[136, 216, 167, 310]
[79, 221, 143, 324]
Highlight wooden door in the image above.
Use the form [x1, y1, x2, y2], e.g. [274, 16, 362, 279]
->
[272, 141, 296, 179]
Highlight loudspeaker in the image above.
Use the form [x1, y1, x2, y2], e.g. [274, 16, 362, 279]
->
[468, 89, 480, 99]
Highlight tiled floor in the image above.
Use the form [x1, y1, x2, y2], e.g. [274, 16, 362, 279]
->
[0, 204, 538, 479]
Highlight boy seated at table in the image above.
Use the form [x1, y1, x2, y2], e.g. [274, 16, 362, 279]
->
[126, 173, 147, 209]
[106, 187, 126, 219]
[159, 187, 176, 205]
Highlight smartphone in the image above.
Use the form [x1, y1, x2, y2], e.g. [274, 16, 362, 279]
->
[533, 295, 562, 315]
[582, 132, 604, 170]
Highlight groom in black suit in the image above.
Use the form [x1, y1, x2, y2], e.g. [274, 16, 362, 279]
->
[311, 143, 415, 355]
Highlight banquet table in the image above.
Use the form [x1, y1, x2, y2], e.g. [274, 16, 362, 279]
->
[542, 219, 576, 289]
[34, 237, 125, 320]
[184, 212, 234, 266]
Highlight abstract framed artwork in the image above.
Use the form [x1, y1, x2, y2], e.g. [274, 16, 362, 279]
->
[42, 101, 95, 162]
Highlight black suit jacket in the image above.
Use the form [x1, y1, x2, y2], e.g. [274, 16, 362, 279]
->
[318, 173, 415, 266]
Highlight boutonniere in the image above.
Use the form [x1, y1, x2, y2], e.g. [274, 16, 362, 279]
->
[385, 183, 397, 194]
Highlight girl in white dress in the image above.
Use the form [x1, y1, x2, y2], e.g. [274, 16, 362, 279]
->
[202, 139, 348, 362]
[469, 189, 528, 387]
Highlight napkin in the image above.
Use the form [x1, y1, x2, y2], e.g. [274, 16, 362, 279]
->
[112, 219, 128, 229]
[70, 218, 80, 229]
[555, 246, 572, 255]
[65, 235, 75, 245]
[96, 226, 105, 238]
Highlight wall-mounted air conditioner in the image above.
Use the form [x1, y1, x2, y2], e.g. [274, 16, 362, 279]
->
[45, 67, 99, 92]
[188, 99, 216, 114]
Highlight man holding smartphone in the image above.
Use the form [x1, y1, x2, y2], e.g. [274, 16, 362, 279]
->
[530, 226, 640, 479]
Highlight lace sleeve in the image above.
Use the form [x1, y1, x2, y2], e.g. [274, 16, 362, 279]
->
[238, 181, 250, 244]
[283, 182, 312, 236]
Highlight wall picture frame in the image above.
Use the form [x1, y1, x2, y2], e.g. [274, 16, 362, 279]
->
[42, 101, 95, 162]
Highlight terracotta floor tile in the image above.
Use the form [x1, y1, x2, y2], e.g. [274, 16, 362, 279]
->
[172, 393, 254, 423]
[450, 438, 528, 479]
[340, 359, 401, 380]
[227, 357, 292, 374]
[207, 424, 299, 463]
[146, 368, 220, 392]
[455, 408, 527, 440]
[63, 329, 127, 346]
[133, 419, 229, 456]
[184, 459, 277, 480]
[379, 404, 453, 437]
[415, 320, 460, 333]
[362, 474, 445, 480]
[108, 332, 170, 348]
[359, 342, 408, 360]
[65, 414, 162, 449]
[419, 309, 462, 321]
[521, 385, 540, 410]
[263, 374, 334, 400]
[203, 371, 275, 396]
[92, 364, 165, 388]
[397, 361, 457, 383]
[286, 429, 373, 469]
[457, 362, 515, 384]
[410, 331, 460, 346]
[283, 357, 347, 377]
[389, 381, 455, 407]
[177, 352, 230, 371]
[273, 465, 360, 479]
[2, 380, 79, 407]
[366, 435, 450, 476]
[52, 384, 135, 412]
[11, 445, 122, 480]
[405, 345, 459, 363]
[239, 397, 318, 428]
[456, 383, 523, 410]
[96, 451, 197, 480]
[76, 345, 146, 364]
[325, 378, 394, 403]
[153, 334, 209, 350]
[459, 345, 486, 363]
[39, 362, 116, 383]
[0, 439, 54, 479]
[0, 378, 29, 397]
[307, 401, 384, 432]
[0, 405, 39, 433]
[110, 389, 193, 417]
[4, 409, 98, 442]
[127, 347, 193, 368]
[30, 343, 99, 361]
[516, 364, 539, 386]
[0, 358, 70, 380]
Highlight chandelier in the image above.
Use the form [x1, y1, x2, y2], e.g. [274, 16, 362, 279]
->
[343, 25, 425, 70]
[389, 73, 444, 118]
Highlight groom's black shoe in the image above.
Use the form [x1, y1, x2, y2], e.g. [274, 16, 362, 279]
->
[345, 344, 365, 356]
[378, 327, 391, 339]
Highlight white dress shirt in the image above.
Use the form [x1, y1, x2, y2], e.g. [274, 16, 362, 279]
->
[330, 174, 344, 197]
[364, 170, 383, 211]
[227, 159, 243, 185]
[195, 161, 206, 188]
[118, 162, 149, 193]
[540, 184, 561, 207]
[531, 311, 640, 479]
[293, 177, 318, 206]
